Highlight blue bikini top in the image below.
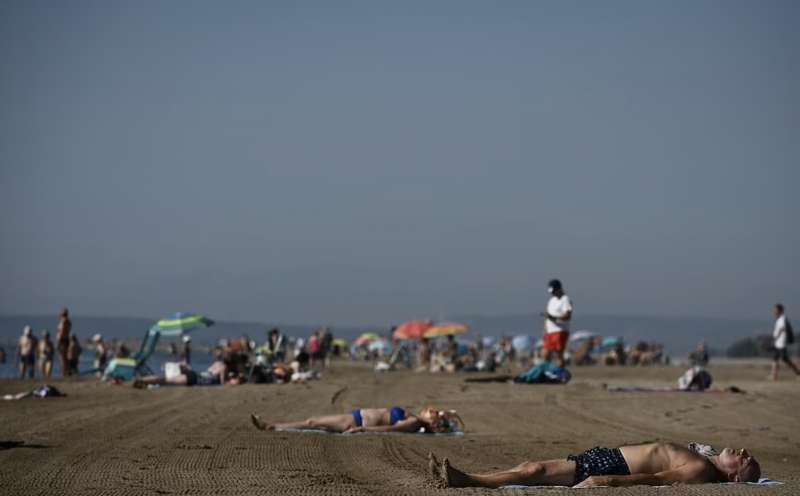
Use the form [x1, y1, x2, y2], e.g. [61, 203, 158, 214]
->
[389, 406, 406, 425]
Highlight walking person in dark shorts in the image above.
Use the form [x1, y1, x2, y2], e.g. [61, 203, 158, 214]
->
[429, 441, 760, 488]
[771, 303, 799, 381]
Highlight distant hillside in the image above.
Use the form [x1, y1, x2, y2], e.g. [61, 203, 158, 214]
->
[0, 313, 766, 356]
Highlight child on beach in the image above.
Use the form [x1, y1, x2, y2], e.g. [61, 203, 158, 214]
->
[250, 406, 464, 434]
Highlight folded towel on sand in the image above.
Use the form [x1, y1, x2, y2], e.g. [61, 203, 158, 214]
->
[275, 428, 463, 436]
[499, 478, 782, 489]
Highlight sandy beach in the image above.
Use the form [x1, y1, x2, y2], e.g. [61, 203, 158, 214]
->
[1, 361, 798, 495]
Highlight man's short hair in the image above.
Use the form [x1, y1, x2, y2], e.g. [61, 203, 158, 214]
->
[775, 303, 784, 313]
[738, 457, 761, 483]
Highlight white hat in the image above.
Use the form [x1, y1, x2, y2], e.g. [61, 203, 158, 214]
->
[182, 335, 192, 343]
[93, 333, 103, 342]
[23, 325, 32, 336]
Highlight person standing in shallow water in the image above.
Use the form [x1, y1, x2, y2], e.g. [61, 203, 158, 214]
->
[771, 303, 799, 381]
[38, 330, 55, 378]
[92, 334, 109, 375]
[67, 334, 82, 376]
[16, 326, 38, 379]
[542, 279, 572, 368]
[182, 335, 192, 365]
[56, 308, 72, 377]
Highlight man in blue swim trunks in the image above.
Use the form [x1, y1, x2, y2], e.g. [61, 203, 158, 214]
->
[430, 441, 760, 488]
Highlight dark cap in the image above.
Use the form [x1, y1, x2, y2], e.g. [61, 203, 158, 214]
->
[547, 279, 563, 293]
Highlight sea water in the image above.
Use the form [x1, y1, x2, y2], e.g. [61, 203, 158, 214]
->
[0, 351, 214, 380]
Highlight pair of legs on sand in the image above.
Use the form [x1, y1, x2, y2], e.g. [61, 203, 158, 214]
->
[250, 413, 355, 432]
[771, 351, 800, 381]
[428, 452, 575, 488]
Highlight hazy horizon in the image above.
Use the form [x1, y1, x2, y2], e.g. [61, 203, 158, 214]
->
[2, 2, 797, 326]
[0, 312, 770, 358]
[0, 309, 771, 328]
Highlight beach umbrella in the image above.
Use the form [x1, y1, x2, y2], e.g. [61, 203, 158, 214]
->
[569, 330, 598, 342]
[423, 322, 469, 338]
[601, 336, 623, 348]
[368, 339, 392, 354]
[332, 338, 349, 349]
[512, 335, 534, 352]
[150, 312, 214, 337]
[355, 332, 381, 346]
[481, 336, 497, 348]
[393, 320, 433, 340]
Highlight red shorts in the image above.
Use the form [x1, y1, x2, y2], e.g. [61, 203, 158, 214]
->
[543, 331, 569, 353]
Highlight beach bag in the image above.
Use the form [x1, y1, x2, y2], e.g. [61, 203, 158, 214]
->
[785, 319, 795, 345]
[32, 385, 65, 398]
[678, 366, 712, 391]
[514, 363, 571, 384]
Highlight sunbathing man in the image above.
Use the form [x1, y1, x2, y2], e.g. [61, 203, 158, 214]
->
[429, 441, 760, 488]
[250, 406, 463, 434]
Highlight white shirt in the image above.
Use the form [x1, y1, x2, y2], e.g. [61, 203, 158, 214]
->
[545, 295, 573, 334]
[773, 314, 787, 350]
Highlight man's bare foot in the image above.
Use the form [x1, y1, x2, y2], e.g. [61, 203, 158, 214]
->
[250, 413, 273, 431]
[442, 457, 473, 488]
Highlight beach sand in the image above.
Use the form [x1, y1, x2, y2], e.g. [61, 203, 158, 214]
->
[1, 361, 798, 495]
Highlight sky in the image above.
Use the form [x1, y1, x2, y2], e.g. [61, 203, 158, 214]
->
[1, 1, 797, 326]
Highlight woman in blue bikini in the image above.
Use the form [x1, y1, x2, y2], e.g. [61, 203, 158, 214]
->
[250, 406, 462, 434]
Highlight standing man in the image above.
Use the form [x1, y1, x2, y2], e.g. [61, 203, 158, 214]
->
[771, 303, 799, 381]
[542, 279, 572, 368]
[182, 335, 192, 365]
[38, 330, 55, 378]
[16, 326, 38, 379]
[56, 308, 72, 377]
[67, 333, 82, 376]
[93, 334, 109, 376]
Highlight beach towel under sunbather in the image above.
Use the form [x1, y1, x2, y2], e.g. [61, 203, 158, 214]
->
[498, 478, 782, 489]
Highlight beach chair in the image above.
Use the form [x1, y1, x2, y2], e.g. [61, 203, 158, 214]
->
[102, 313, 213, 381]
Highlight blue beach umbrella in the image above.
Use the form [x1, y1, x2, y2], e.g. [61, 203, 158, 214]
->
[368, 339, 392, 354]
[601, 336, 623, 349]
[512, 335, 534, 352]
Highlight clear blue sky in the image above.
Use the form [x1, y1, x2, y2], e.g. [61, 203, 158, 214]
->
[1, 1, 797, 325]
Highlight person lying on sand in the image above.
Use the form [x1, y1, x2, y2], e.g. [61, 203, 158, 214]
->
[133, 360, 226, 388]
[250, 406, 463, 434]
[428, 441, 760, 488]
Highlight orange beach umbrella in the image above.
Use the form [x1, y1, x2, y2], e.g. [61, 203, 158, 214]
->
[423, 322, 469, 338]
[355, 332, 381, 346]
[393, 320, 433, 340]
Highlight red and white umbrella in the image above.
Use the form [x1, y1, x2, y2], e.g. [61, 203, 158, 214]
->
[393, 320, 433, 340]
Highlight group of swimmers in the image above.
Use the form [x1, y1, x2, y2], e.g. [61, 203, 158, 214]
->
[14, 313, 112, 379]
[248, 405, 761, 488]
